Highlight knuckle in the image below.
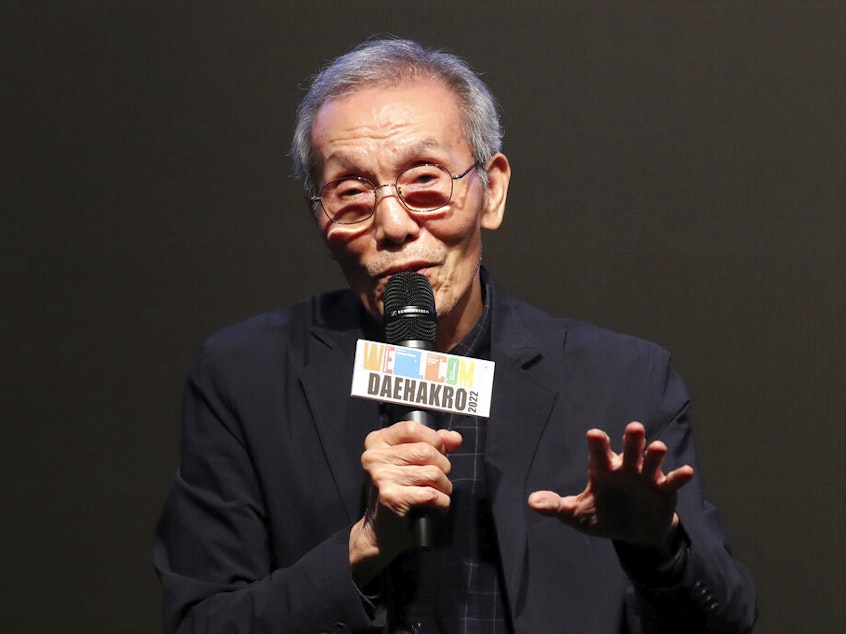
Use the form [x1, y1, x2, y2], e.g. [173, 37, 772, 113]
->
[407, 444, 430, 464]
[419, 464, 441, 484]
[364, 429, 382, 448]
[419, 487, 448, 508]
[360, 449, 379, 470]
[396, 420, 418, 435]
[378, 483, 402, 506]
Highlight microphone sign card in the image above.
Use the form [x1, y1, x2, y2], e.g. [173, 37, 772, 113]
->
[351, 339, 496, 417]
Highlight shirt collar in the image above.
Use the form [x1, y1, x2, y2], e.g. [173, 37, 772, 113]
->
[448, 267, 494, 359]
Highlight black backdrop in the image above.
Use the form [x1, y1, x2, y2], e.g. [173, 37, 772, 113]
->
[2, 2, 843, 632]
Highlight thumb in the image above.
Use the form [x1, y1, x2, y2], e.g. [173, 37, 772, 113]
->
[528, 491, 574, 515]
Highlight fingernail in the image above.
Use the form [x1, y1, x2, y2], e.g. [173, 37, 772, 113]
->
[528, 493, 549, 508]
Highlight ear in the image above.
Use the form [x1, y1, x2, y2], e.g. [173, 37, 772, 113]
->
[480, 152, 510, 230]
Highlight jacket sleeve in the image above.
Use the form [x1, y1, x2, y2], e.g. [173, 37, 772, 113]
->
[153, 345, 375, 634]
[618, 353, 757, 633]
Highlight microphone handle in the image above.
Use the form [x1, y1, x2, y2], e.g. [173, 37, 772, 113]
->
[393, 339, 435, 548]
[394, 406, 434, 548]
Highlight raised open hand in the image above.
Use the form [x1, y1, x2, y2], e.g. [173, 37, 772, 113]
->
[528, 421, 694, 550]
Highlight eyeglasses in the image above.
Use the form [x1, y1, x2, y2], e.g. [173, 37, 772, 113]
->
[311, 162, 479, 225]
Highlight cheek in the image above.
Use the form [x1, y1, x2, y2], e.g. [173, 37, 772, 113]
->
[428, 211, 482, 249]
[323, 227, 367, 262]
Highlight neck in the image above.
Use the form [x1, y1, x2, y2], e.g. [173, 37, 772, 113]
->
[434, 274, 484, 352]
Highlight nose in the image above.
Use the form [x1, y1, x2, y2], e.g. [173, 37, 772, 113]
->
[372, 185, 421, 245]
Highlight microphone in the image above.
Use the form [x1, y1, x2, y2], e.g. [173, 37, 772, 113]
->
[382, 271, 438, 548]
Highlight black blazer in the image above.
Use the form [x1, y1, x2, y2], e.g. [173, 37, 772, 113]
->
[154, 277, 756, 633]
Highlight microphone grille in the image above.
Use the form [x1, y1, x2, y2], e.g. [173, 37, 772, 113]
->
[383, 272, 437, 345]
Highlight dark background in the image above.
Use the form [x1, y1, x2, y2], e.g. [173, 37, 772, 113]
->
[2, 1, 843, 632]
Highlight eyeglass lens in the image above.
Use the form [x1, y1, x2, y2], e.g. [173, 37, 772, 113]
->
[320, 164, 455, 224]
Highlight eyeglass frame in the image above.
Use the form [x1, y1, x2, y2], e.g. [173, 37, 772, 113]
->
[310, 162, 481, 225]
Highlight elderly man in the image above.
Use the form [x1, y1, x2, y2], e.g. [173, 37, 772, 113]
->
[154, 39, 756, 633]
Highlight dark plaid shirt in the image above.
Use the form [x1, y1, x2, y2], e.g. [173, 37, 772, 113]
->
[384, 274, 513, 634]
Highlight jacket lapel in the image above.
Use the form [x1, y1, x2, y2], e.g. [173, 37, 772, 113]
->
[486, 289, 561, 615]
[300, 296, 382, 523]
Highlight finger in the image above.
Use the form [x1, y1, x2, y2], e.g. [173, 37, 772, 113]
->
[437, 429, 463, 454]
[642, 441, 668, 480]
[405, 442, 454, 473]
[586, 429, 613, 471]
[662, 465, 695, 493]
[363, 442, 453, 474]
[367, 461, 454, 493]
[393, 463, 454, 495]
[379, 479, 453, 513]
[370, 463, 455, 514]
[622, 422, 646, 471]
[365, 420, 443, 449]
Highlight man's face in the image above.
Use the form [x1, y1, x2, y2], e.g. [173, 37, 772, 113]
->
[310, 79, 509, 349]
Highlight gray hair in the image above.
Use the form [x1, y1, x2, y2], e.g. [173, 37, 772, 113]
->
[291, 38, 502, 199]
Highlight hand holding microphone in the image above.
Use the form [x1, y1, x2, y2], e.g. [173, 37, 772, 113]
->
[351, 418, 461, 584]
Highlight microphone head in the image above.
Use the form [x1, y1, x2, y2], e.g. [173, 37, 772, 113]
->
[383, 271, 437, 345]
